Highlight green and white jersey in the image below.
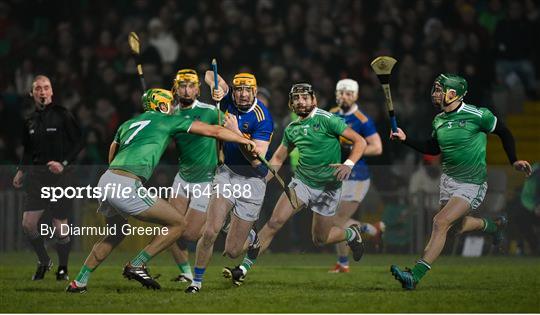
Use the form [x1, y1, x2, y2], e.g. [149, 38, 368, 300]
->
[433, 102, 497, 185]
[282, 108, 348, 189]
[110, 111, 193, 181]
[173, 100, 222, 183]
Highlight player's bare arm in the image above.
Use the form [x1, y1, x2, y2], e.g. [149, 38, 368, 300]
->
[189, 121, 258, 154]
[266, 143, 291, 182]
[108, 141, 119, 164]
[330, 127, 366, 181]
[222, 113, 267, 164]
[12, 169, 24, 188]
[204, 70, 228, 102]
[390, 127, 407, 141]
[363, 133, 383, 156]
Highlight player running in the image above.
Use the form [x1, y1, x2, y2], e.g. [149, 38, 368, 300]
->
[328, 78, 384, 273]
[66, 88, 257, 293]
[184, 72, 273, 293]
[223, 83, 368, 286]
[390, 74, 532, 290]
[167, 69, 223, 283]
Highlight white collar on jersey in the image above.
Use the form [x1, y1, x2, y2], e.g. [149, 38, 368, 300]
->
[174, 99, 200, 112]
[456, 102, 465, 113]
[305, 106, 318, 119]
[236, 97, 258, 114]
[340, 103, 359, 116]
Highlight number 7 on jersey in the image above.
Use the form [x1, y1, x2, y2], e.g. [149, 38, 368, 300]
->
[125, 120, 151, 144]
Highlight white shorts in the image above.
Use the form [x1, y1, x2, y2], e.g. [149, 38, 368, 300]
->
[213, 165, 266, 222]
[440, 173, 487, 210]
[290, 177, 342, 216]
[171, 173, 211, 213]
[341, 179, 370, 203]
[97, 170, 157, 218]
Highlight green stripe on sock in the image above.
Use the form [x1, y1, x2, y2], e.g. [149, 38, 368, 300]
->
[75, 264, 93, 285]
[411, 259, 431, 282]
[482, 218, 498, 234]
[241, 255, 256, 271]
[344, 228, 355, 242]
[177, 262, 192, 275]
[131, 250, 152, 267]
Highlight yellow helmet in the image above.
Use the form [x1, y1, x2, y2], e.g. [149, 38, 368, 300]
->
[172, 69, 199, 90]
[141, 88, 173, 114]
[232, 73, 257, 89]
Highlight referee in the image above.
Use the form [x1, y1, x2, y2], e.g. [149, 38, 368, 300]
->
[12, 75, 83, 281]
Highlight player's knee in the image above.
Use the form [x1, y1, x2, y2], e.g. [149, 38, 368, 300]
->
[171, 214, 186, 229]
[312, 234, 327, 247]
[22, 219, 38, 235]
[182, 229, 201, 242]
[201, 227, 219, 245]
[223, 245, 242, 259]
[312, 238, 325, 247]
[267, 217, 286, 233]
[432, 214, 451, 232]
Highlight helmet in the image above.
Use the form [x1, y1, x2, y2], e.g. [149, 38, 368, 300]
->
[141, 88, 173, 114]
[172, 69, 199, 90]
[336, 79, 359, 94]
[232, 73, 257, 89]
[172, 69, 200, 106]
[288, 83, 316, 116]
[432, 73, 468, 104]
[232, 73, 257, 111]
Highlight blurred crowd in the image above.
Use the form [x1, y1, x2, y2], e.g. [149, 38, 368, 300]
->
[0, 0, 539, 172]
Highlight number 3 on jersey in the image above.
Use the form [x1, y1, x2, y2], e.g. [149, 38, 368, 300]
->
[125, 120, 151, 144]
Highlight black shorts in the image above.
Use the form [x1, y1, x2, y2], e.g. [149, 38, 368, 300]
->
[23, 167, 74, 220]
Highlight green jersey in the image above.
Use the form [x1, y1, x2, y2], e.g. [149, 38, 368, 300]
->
[110, 111, 193, 181]
[282, 108, 348, 189]
[520, 163, 539, 211]
[173, 100, 222, 183]
[433, 102, 497, 185]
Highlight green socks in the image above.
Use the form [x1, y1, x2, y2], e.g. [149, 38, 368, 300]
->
[74, 264, 94, 286]
[344, 227, 356, 242]
[482, 218, 498, 234]
[177, 261, 193, 277]
[130, 250, 152, 267]
[411, 259, 431, 282]
[241, 256, 256, 272]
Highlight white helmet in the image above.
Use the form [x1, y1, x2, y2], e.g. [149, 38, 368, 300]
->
[336, 78, 359, 94]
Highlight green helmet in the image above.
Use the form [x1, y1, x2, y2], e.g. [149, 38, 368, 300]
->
[141, 88, 173, 114]
[432, 74, 468, 104]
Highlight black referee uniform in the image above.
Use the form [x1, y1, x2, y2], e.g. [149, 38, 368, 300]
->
[19, 103, 83, 217]
[18, 102, 83, 280]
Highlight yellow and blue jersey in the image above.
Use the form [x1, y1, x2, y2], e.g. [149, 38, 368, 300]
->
[219, 90, 273, 178]
[330, 104, 377, 181]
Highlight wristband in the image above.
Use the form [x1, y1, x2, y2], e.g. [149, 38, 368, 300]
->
[344, 159, 355, 168]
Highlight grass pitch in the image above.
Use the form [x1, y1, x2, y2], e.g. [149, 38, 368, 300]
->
[1, 251, 539, 313]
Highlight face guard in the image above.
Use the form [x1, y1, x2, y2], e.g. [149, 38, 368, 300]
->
[289, 83, 317, 117]
[431, 73, 468, 107]
[141, 88, 174, 114]
[232, 73, 257, 111]
[172, 69, 200, 106]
